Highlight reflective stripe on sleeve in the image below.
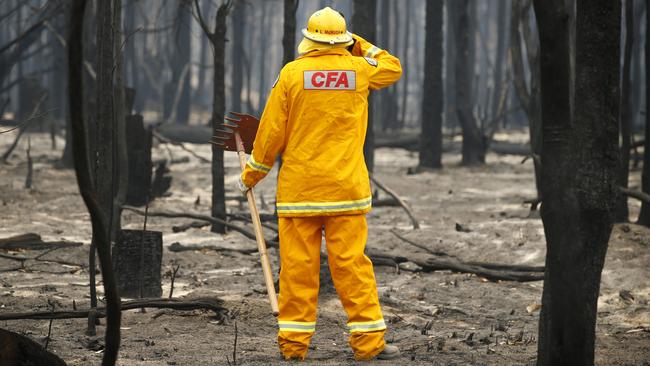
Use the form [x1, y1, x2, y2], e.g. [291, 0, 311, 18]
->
[246, 155, 272, 173]
[347, 319, 387, 333]
[278, 320, 316, 333]
[365, 45, 381, 58]
[276, 196, 372, 214]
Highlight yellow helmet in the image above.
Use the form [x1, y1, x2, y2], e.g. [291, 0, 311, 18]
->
[301, 7, 353, 45]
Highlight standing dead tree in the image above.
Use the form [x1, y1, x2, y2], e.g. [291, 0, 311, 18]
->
[639, 0, 650, 227]
[534, 0, 620, 365]
[454, 0, 485, 165]
[511, 0, 542, 196]
[282, 0, 298, 67]
[194, 0, 233, 233]
[615, 0, 635, 222]
[417, 0, 443, 171]
[352, 0, 377, 172]
[68, 0, 121, 364]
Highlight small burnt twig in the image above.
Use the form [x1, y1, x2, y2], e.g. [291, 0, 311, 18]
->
[226, 321, 238, 366]
[371, 175, 420, 229]
[169, 264, 180, 299]
[44, 299, 55, 349]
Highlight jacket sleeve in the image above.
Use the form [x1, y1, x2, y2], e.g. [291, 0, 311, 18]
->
[349, 33, 402, 90]
[240, 68, 289, 189]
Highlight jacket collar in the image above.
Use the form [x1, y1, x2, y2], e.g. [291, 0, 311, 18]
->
[297, 48, 351, 59]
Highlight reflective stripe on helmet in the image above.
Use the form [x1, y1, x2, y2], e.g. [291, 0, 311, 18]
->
[347, 319, 387, 333]
[278, 320, 316, 333]
[276, 196, 372, 214]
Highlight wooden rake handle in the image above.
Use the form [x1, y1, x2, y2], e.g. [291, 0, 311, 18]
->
[234, 132, 279, 316]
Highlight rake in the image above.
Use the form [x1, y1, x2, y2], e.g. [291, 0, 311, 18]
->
[210, 112, 279, 316]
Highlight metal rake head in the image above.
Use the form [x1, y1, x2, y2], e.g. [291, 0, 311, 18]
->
[210, 112, 260, 154]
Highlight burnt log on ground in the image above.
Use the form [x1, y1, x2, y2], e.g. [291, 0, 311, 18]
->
[0, 298, 228, 321]
[0, 328, 67, 366]
[0, 233, 83, 251]
[155, 123, 212, 144]
[122, 206, 279, 247]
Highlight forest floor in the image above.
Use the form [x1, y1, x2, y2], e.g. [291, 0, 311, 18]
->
[0, 131, 649, 366]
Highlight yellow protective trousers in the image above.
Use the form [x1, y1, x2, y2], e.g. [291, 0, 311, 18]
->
[276, 215, 386, 360]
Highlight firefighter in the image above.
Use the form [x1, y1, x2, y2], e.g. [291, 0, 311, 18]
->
[238, 6, 402, 361]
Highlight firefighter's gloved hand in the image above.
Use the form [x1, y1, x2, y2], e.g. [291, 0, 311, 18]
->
[237, 176, 250, 195]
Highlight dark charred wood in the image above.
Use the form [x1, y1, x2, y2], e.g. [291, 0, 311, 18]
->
[0, 329, 67, 366]
[370, 176, 420, 229]
[150, 161, 172, 198]
[0, 297, 228, 321]
[112, 230, 163, 298]
[123, 206, 279, 247]
[172, 221, 211, 233]
[125, 114, 152, 206]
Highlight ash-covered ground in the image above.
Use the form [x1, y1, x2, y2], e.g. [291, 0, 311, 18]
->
[1, 131, 648, 365]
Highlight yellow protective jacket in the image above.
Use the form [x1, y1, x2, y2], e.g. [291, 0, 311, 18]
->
[241, 35, 402, 217]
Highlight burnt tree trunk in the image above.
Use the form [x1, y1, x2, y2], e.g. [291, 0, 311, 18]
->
[352, 0, 377, 172]
[511, 0, 542, 197]
[230, 0, 244, 112]
[173, 0, 192, 124]
[534, 0, 620, 365]
[491, 0, 509, 124]
[195, 0, 232, 234]
[615, 0, 634, 222]
[282, 0, 298, 66]
[112, 0, 128, 239]
[454, 0, 485, 165]
[444, 0, 457, 130]
[69, 0, 122, 364]
[639, 0, 650, 226]
[418, 0, 443, 170]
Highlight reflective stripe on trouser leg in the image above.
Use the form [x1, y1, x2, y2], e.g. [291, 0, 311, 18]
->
[277, 216, 324, 360]
[324, 215, 387, 360]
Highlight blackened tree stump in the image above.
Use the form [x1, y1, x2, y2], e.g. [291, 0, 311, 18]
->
[112, 229, 162, 298]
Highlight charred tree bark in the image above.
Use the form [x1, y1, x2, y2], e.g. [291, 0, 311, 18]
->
[352, 0, 377, 172]
[282, 0, 298, 66]
[639, 0, 650, 226]
[491, 0, 509, 123]
[511, 0, 542, 196]
[444, 0, 457, 130]
[454, 0, 485, 165]
[170, 0, 192, 124]
[230, 0, 244, 112]
[418, 0, 443, 170]
[112, 0, 128, 239]
[69, 0, 121, 364]
[534, 1, 620, 365]
[615, 0, 634, 222]
[194, 0, 232, 234]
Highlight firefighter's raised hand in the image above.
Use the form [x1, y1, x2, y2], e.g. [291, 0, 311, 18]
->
[237, 176, 250, 195]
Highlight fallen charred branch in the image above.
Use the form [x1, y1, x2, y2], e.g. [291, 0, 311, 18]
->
[123, 206, 279, 247]
[390, 229, 451, 257]
[619, 186, 650, 204]
[152, 129, 210, 163]
[168, 242, 259, 254]
[172, 221, 211, 232]
[227, 213, 279, 232]
[411, 257, 544, 282]
[373, 233, 545, 282]
[370, 176, 420, 229]
[0, 297, 228, 321]
[0, 233, 83, 251]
